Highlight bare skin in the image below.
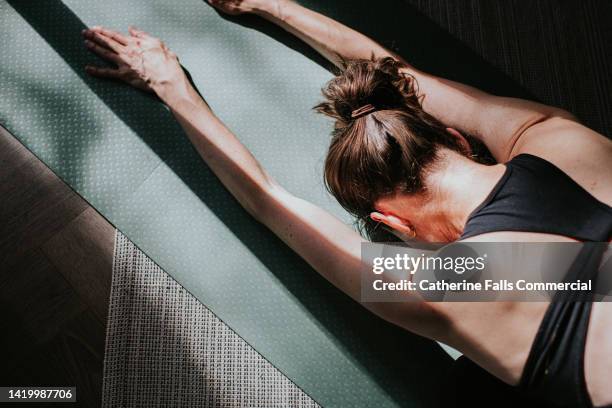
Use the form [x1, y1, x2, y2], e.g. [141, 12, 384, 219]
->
[83, 1, 611, 404]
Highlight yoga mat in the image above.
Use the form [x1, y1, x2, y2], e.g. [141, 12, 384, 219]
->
[1, 1, 453, 406]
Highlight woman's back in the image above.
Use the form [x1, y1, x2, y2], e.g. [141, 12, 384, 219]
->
[461, 153, 612, 242]
[512, 117, 612, 206]
[450, 118, 612, 406]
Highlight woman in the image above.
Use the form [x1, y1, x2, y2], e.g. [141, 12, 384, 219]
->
[81, 0, 612, 405]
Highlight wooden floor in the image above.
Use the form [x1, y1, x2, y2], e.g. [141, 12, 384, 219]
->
[0, 125, 114, 407]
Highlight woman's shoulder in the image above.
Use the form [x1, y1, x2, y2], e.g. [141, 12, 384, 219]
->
[507, 117, 612, 206]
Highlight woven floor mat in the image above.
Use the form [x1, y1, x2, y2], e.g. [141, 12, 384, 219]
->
[103, 230, 319, 407]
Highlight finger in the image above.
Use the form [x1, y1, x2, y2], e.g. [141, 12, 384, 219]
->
[84, 40, 122, 64]
[83, 28, 124, 53]
[96, 27, 129, 45]
[128, 26, 148, 39]
[85, 65, 122, 79]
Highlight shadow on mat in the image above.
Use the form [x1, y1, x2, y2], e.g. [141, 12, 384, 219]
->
[215, 0, 535, 99]
[4, 0, 545, 406]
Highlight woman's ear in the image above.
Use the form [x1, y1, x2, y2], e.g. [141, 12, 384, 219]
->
[446, 127, 472, 155]
[370, 211, 415, 239]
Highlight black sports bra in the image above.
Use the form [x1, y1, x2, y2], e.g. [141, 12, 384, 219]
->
[461, 154, 612, 242]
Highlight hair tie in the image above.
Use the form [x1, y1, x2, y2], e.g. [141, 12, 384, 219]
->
[351, 104, 376, 119]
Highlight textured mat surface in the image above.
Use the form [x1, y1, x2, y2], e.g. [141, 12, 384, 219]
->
[104, 231, 318, 408]
[0, 1, 452, 406]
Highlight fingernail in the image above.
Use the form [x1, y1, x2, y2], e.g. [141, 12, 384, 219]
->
[84, 40, 93, 47]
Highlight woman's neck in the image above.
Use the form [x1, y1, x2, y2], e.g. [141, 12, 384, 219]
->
[424, 149, 507, 239]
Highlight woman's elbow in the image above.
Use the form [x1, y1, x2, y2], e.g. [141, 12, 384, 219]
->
[367, 300, 453, 342]
[245, 180, 286, 223]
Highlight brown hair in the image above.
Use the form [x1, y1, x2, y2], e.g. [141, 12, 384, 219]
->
[315, 57, 469, 241]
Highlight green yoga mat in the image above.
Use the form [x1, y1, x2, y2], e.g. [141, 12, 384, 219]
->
[1, 1, 453, 406]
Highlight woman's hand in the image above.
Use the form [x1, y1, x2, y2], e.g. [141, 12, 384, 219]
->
[207, 0, 284, 16]
[82, 26, 186, 96]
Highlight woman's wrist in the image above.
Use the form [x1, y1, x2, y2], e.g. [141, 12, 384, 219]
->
[153, 76, 197, 108]
[251, 0, 291, 21]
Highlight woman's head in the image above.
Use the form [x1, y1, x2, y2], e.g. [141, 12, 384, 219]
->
[315, 57, 476, 241]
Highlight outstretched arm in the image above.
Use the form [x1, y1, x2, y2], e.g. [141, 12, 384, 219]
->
[161, 85, 369, 299]
[209, 0, 576, 162]
[82, 26, 365, 297]
[81, 27, 443, 336]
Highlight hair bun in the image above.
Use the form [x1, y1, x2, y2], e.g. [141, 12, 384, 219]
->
[315, 57, 418, 123]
